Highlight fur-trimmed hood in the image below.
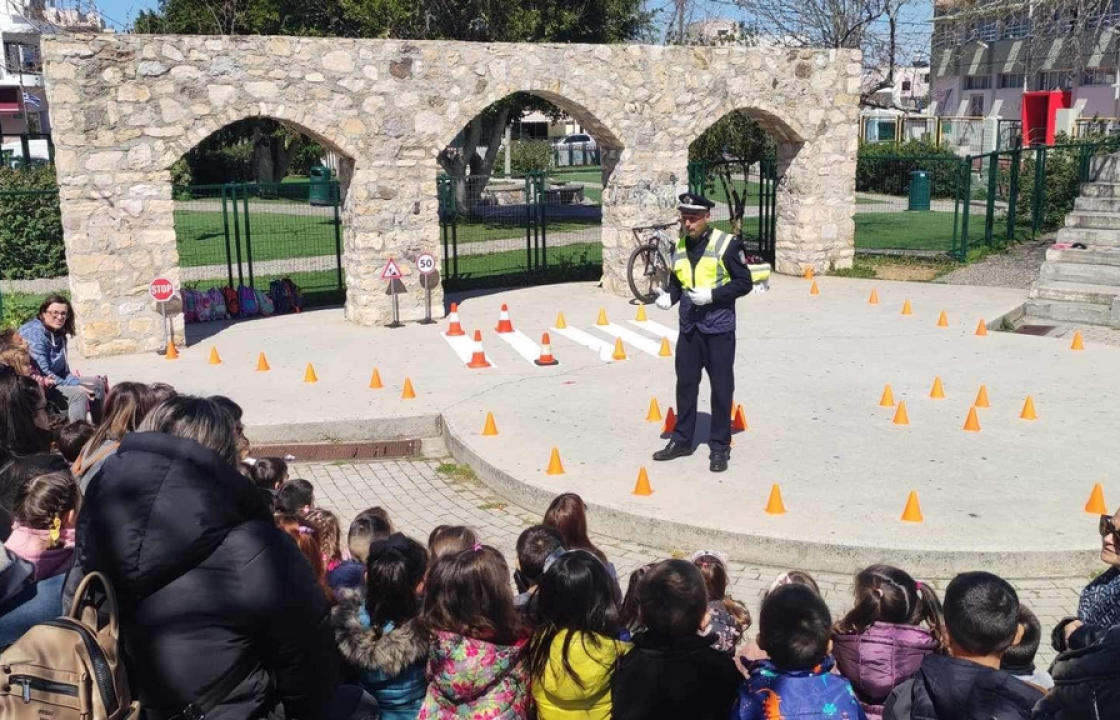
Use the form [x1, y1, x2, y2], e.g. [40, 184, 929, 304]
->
[332, 587, 428, 677]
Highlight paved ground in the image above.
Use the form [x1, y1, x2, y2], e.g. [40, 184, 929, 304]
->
[937, 235, 1052, 289]
[303, 457, 1082, 666]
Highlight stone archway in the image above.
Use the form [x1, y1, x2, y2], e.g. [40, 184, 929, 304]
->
[43, 35, 859, 356]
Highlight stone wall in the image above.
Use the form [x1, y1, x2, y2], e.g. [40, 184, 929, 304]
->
[42, 34, 860, 356]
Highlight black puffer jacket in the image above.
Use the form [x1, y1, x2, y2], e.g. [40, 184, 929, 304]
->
[884, 653, 1042, 720]
[74, 432, 336, 719]
[1033, 623, 1120, 719]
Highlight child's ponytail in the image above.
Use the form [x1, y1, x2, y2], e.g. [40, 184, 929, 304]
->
[914, 579, 947, 651]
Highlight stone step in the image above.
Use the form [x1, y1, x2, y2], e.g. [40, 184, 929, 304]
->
[1055, 226, 1120, 247]
[1040, 260, 1120, 285]
[1023, 299, 1114, 325]
[1065, 212, 1120, 230]
[1046, 245, 1120, 266]
[1028, 279, 1120, 305]
[1074, 196, 1120, 213]
[1080, 182, 1120, 198]
[1091, 154, 1120, 182]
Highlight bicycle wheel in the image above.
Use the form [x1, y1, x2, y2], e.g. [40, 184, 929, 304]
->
[627, 244, 670, 304]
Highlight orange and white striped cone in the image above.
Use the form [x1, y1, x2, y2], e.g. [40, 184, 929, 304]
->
[445, 302, 465, 336]
[534, 332, 559, 366]
[495, 304, 514, 333]
[466, 330, 492, 369]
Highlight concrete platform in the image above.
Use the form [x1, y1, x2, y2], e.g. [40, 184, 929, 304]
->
[75, 276, 1120, 577]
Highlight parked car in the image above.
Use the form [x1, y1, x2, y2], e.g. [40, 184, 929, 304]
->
[553, 133, 597, 149]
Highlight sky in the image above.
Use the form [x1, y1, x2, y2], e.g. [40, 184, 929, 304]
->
[93, 0, 155, 29]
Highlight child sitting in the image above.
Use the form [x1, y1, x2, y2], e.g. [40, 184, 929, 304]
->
[733, 584, 866, 720]
[740, 569, 822, 665]
[612, 559, 741, 720]
[333, 533, 430, 720]
[1000, 604, 1053, 691]
[331, 508, 394, 593]
[883, 571, 1043, 719]
[427, 525, 478, 566]
[692, 550, 751, 654]
[276, 478, 315, 515]
[419, 545, 530, 719]
[528, 550, 630, 719]
[251, 456, 289, 491]
[514, 525, 565, 614]
[3, 470, 79, 580]
[832, 565, 944, 719]
[55, 420, 94, 464]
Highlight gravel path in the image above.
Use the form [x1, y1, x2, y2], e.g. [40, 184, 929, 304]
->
[934, 235, 1052, 289]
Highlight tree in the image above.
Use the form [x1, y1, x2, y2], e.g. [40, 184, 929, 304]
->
[688, 111, 776, 236]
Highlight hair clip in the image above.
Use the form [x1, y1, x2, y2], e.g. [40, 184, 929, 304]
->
[49, 515, 62, 545]
[472, 542, 483, 552]
[690, 549, 728, 565]
[298, 525, 314, 536]
[915, 581, 924, 591]
[541, 546, 569, 574]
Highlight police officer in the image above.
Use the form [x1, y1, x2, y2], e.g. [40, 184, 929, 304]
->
[652, 192, 753, 472]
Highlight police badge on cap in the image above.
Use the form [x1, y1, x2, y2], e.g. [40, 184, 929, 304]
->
[678, 192, 715, 212]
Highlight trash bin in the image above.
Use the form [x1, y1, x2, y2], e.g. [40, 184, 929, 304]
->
[308, 165, 333, 206]
[908, 170, 931, 211]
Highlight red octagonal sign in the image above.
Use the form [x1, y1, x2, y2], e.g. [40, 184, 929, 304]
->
[149, 277, 175, 302]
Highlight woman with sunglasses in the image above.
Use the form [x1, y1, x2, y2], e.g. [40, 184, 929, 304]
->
[18, 295, 104, 423]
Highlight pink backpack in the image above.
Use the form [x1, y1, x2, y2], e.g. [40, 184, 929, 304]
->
[238, 285, 259, 316]
[207, 288, 228, 320]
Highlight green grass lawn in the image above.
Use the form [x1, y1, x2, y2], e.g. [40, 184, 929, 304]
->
[854, 211, 957, 252]
[445, 242, 601, 282]
[174, 209, 339, 267]
[452, 217, 601, 244]
[1, 289, 65, 330]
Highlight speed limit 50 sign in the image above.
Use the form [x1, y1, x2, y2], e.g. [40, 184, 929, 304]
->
[416, 253, 436, 274]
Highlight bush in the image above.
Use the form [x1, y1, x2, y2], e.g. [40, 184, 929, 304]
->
[0, 166, 66, 280]
[856, 141, 962, 198]
[1, 291, 60, 331]
[506, 140, 553, 175]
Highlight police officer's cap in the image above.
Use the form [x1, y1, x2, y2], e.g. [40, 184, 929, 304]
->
[678, 192, 715, 213]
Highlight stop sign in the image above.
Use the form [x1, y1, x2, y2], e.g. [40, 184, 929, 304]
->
[149, 277, 175, 302]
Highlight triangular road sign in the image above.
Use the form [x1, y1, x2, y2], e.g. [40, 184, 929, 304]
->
[381, 258, 403, 280]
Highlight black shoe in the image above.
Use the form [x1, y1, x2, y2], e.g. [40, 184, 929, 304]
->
[653, 440, 694, 462]
[710, 452, 729, 473]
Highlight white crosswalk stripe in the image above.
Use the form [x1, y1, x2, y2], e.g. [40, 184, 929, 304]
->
[552, 326, 618, 362]
[627, 319, 678, 343]
[596, 323, 664, 356]
[496, 330, 544, 365]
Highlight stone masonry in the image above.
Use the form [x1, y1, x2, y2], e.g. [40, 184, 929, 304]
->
[42, 34, 860, 356]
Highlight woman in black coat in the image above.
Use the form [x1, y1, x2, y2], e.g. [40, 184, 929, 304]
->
[71, 395, 336, 719]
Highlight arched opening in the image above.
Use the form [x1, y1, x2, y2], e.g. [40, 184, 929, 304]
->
[435, 91, 622, 292]
[169, 117, 355, 327]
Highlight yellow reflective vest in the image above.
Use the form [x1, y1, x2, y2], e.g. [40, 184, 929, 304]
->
[671, 229, 733, 291]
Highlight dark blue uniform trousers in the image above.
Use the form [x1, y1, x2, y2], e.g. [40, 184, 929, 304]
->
[671, 328, 736, 455]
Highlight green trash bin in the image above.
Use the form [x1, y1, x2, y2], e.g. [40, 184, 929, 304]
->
[308, 165, 333, 206]
[908, 170, 931, 211]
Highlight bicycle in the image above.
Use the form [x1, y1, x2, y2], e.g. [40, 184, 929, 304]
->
[626, 223, 678, 304]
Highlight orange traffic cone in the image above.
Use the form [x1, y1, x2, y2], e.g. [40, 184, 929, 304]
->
[963, 406, 981, 432]
[658, 337, 672, 357]
[803, 266, 814, 280]
[369, 368, 383, 389]
[467, 330, 492, 369]
[1086, 483, 1108, 514]
[445, 302, 465, 336]
[975, 319, 988, 336]
[901, 299, 913, 316]
[1071, 331, 1085, 351]
[555, 312, 567, 329]
[662, 407, 677, 435]
[256, 352, 270, 371]
[401, 378, 416, 399]
[546, 448, 565, 475]
[611, 337, 627, 361]
[879, 384, 895, 407]
[974, 385, 990, 408]
[482, 411, 499, 436]
[1020, 395, 1037, 420]
[868, 288, 879, 305]
[495, 304, 514, 333]
[731, 405, 749, 432]
[892, 401, 910, 425]
[304, 363, 318, 383]
[646, 397, 662, 422]
[208, 346, 221, 365]
[937, 310, 949, 327]
[164, 339, 179, 360]
[597, 308, 609, 326]
[765, 484, 787, 515]
[901, 491, 924, 523]
[534, 333, 559, 366]
[929, 376, 945, 399]
[633, 467, 653, 496]
[635, 305, 648, 322]
[809, 280, 820, 295]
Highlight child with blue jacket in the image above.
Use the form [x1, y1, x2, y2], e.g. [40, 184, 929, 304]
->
[734, 583, 867, 720]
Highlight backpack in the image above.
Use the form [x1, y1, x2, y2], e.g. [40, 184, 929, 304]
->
[206, 288, 228, 320]
[269, 279, 291, 315]
[255, 289, 275, 316]
[281, 278, 303, 313]
[221, 287, 240, 318]
[0, 572, 135, 719]
[195, 292, 213, 323]
[182, 289, 201, 324]
[238, 285, 259, 317]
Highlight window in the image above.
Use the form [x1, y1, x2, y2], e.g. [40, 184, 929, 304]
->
[901, 80, 912, 92]
[922, 73, 930, 83]
[1001, 13, 1031, 40]
[1036, 70, 1073, 90]
[998, 73, 1026, 89]
[968, 94, 985, 116]
[964, 75, 992, 89]
[977, 18, 997, 42]
[1082, 68, 1115, 86]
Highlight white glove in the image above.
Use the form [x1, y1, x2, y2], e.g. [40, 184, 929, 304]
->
[655, 290, 672, 310]
[688, 288, 713, 306]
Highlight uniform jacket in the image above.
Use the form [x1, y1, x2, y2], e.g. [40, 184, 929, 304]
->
[667, 229, 753, 334]
[74, 431, 337, 719]
[832, 622, 940, 719]
[531, 629, 630, 720]
[18, 318, 77, 385]
[1032, 623, 1120, 719]
[331, 587, 428, 720]
[883, 653, 1042, 720]
[733, 656, 867, 720]
[419, 630, 530, 719]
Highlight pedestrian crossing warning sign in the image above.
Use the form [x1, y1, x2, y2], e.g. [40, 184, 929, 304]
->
[381, 259, 403, 280]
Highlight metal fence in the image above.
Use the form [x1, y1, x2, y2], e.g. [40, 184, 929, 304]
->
[0, 133, 53, 168]
[552, 142, 600, 168]
[172, 180, 344, 306]
[688, 160, 777, 266]
[438, 170, 602, 290]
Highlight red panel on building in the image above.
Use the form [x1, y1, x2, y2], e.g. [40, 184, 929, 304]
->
[1021, 90, 1071, 146]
